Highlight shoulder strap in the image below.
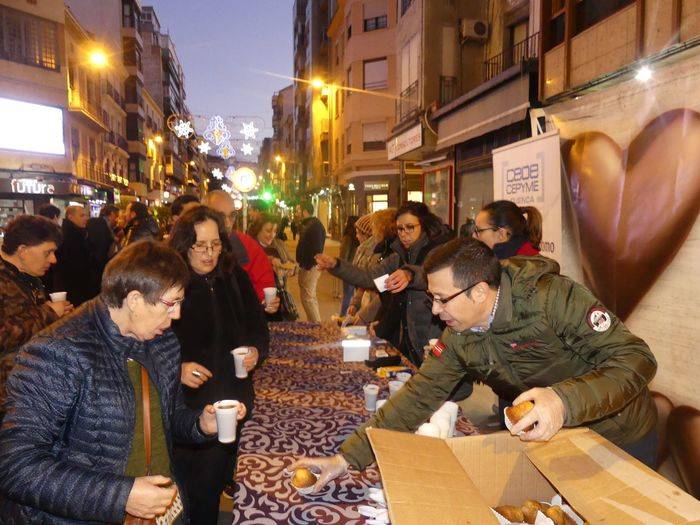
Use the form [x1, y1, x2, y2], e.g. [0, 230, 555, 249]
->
[140, 365, 152, 476]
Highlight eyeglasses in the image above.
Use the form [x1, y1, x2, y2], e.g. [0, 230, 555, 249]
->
[426, 283, 478, 307]
[159, 297, 184, 312]
[396, 223, 419, 234]
[473, 226, 499, 237]
[190, 240, 223, 253]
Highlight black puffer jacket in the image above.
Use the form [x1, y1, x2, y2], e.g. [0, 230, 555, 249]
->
[0, 298, 208, 524]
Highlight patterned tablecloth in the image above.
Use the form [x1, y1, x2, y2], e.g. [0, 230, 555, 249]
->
[231, 322, 478, 524]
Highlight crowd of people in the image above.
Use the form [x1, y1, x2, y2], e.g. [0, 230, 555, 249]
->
[0, 193, 659, 523]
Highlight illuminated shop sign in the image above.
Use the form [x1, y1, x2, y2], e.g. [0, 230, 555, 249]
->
[10, 178, 55, 194]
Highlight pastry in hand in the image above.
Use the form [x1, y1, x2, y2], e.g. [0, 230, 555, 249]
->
[505, 401, 535, 424]
[493, 505, 525, 522]
[291, 468, 317, 489]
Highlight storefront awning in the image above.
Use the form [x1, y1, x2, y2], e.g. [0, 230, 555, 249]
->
[436, 74, 531, 150]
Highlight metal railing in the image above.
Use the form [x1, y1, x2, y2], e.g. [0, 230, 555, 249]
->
[440, 76, 458, 106]
[395, 80, 420, 123]
[484, 32, 540, 82]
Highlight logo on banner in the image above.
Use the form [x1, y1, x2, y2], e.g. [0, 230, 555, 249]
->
[502, 152, 545, 205]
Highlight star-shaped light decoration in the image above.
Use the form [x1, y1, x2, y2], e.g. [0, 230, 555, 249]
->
[211, 168, 224, 180]
[240, 143, 254, 156]
[174, 119, 194, 139]
[198, 141, 211, 154]
[217, 141, 235, 160]
[221, 183, 232, 193]
[240, 121, 259, 140]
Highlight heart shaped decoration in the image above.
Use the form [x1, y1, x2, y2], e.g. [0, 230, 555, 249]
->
[564, 109, 700, 320]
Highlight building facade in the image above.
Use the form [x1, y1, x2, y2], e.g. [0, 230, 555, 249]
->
[328, 0, 399, 217]
[0, 0, 121, 229]
[292, 0, 331, 193]
[271, 84, 295, 197]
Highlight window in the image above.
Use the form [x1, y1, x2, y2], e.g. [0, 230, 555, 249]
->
[0, 5, 59, 70]
[71, 128, 80, 161]
[400, 0, 414, 17]
[334, 90, 339, 119]
[346, 127, 352, 154]
[346, 67, 352, 96]
[367, 193, 389, 212]
[363, 58, 388, 90]
[400, 34, 420, 91]
[364, 15, 388, 31]
[363, 122, 386, 151]
[335, 42, 340, 65]
[347, 24, 352, 40]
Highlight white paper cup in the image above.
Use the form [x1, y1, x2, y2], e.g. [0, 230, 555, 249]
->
[416, 422, 441, 437]
[213, 400, 239, 443]
[428, 338, 438, 347]
[263, 287, 277, 306]
[388, 380, 403, 397]
[430, 412, 452, 438]
[49, 292, 67, 302]
[373, 274, 389, 292]
[231, 347, 249, 379]
[396, 372, 411, 383]
[376, 399, 387, 411]
[437, 401, 459, 437]
[363, 384, 379, 411]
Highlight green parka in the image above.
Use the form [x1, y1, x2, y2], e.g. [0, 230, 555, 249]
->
[340, 256, 658, 470]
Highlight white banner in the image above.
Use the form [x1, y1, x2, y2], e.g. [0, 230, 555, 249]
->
[492, 130, 562, 263]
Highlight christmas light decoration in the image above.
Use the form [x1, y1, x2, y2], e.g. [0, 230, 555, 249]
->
[203, 116, 231, 146]
[198, 141, 211, 154]
[240, 121, 259, 140]
[240, 143, 254, 156]
[217, 141, 235, 160]
[211, 168, 224, 180]
[173, 119, 194, 139]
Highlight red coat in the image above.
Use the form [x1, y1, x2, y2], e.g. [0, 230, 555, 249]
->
[235, 232, 275, 301]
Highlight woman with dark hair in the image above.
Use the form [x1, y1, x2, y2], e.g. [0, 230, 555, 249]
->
[338, 215, 359, 316]
[169, 205, 269, 523]
[123, 201, 160, 246]
[473, 200, 542, 259]
[249, 213, 298, 321]
[0, 240, 235, 523]
[316, 202, 453, 366]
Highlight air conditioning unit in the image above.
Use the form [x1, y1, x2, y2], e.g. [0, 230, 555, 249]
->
[460, 19, 489, 41]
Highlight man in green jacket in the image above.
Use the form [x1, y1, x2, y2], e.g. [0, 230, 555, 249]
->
[291, 238, 658, 490]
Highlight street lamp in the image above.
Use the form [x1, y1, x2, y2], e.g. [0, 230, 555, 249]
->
[154, 134, 163, 144]
[275, 155, 283, 163]
[311, 78, 324, 89]
[88, 49, 108, 68]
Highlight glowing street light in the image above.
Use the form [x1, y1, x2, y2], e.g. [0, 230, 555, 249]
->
[311, 78, 325, 89]
[88, 49, 108, 68]
[154, 135, 163, 144]
[635, 65, 652, 82]
[275, 155, 283, 163]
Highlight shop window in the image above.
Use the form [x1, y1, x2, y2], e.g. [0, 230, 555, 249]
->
[367, 193, 389, 212]
[363, 58, 388, 90]
[362, 121, 386, 151]
[0, 5, 59, 70]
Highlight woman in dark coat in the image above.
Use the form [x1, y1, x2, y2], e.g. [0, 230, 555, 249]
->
[169, 206, 269, 524]
[316, 202, 454, 366]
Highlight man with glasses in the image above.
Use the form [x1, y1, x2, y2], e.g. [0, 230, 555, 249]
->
[291, 238, 658, 489]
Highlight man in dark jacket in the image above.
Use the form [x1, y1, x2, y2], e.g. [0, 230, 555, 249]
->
[123, 201, 160, 246]
[87, 204, 119, 286]
[294, 238, 659, 490]
[0, 241, 243, 523]
[53, 205, 99, 305]
[295, 202, 326, 322]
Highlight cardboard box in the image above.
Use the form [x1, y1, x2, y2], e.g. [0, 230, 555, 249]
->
[366, 428, 700, 524]
[341, 337, 370, 362]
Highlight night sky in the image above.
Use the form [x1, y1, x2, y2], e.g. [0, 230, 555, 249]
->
[145, 0, 295, 145]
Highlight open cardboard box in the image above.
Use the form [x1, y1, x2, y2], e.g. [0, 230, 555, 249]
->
[366, 428, 700, 524]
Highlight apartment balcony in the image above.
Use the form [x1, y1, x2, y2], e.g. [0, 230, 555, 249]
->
[75, 158, 107, 185]
[395, 80, 420, 124]
[440, 76, 459, 106]
[484, 32, 540, 82]
[102, 81, 126, 112]
[68, 89, 107, 131]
